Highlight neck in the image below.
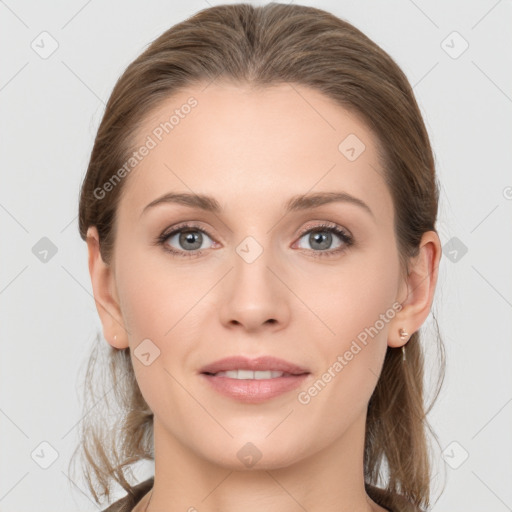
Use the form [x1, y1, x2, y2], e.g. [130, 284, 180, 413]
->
[141, 413, 381, 512]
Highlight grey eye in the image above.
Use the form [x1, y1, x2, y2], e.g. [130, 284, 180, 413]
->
[166, 229, 213, 251]
[297, 230, 343, 251]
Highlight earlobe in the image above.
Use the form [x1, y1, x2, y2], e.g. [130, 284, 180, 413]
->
[388, 231, 442, 348]
[86, 226, 129, 349]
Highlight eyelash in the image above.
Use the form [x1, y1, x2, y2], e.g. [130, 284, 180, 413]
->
[155, 222, 354, 259]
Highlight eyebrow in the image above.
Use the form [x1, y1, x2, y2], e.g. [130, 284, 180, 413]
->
[141, 191, 374, 218]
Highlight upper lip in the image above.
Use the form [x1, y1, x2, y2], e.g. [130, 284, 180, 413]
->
[200, 356, 310, 375]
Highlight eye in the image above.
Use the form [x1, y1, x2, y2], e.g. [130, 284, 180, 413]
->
[294, 223, 353, 257]
[156, 223, 216, 257]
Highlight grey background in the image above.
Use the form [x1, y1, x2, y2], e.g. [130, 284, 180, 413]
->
[1, 0, 511, 510]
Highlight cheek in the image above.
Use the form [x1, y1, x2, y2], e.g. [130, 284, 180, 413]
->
[114, 249, 207, 413]
[298, 257, 399, 415]
[294, 248, 400, 347]
[115, 244, 205, 339]
[293, 248, 400, 413]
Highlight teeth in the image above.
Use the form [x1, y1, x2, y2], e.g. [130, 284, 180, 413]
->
[214, 370, 286, 379]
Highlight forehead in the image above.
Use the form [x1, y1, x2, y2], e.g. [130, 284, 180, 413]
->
[119, 81, 393, 221]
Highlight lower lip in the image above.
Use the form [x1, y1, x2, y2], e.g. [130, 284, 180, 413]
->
[200, 373, 310, 403]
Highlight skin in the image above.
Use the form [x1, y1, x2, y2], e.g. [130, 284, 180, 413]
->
[87, 82, 441, 512]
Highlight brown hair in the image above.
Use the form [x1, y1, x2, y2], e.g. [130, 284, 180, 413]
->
[71, 3, 446, 510]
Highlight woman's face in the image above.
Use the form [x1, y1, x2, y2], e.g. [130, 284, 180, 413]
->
[98, 82, 410, 468]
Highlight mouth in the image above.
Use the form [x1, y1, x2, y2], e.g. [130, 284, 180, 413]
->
[199, 356, 310, 403]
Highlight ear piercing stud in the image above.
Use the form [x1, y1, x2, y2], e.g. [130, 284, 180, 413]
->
[399, 328, 409, 340]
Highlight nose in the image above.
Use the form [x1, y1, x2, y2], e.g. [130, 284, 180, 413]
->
[218, 246, 291, 333]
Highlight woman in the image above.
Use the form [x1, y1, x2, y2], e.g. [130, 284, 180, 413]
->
[71, 3, 445, 511]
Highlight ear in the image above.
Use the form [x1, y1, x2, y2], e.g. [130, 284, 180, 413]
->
[86, 226, 129, 349]
[388, 230, 442, 348]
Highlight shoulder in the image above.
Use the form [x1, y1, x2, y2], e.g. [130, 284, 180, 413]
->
[102, 477, 154, 512]
[365, 483, 426, 512]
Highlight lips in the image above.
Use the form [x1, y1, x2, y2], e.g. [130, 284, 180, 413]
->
[199, 355, 310, 376]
